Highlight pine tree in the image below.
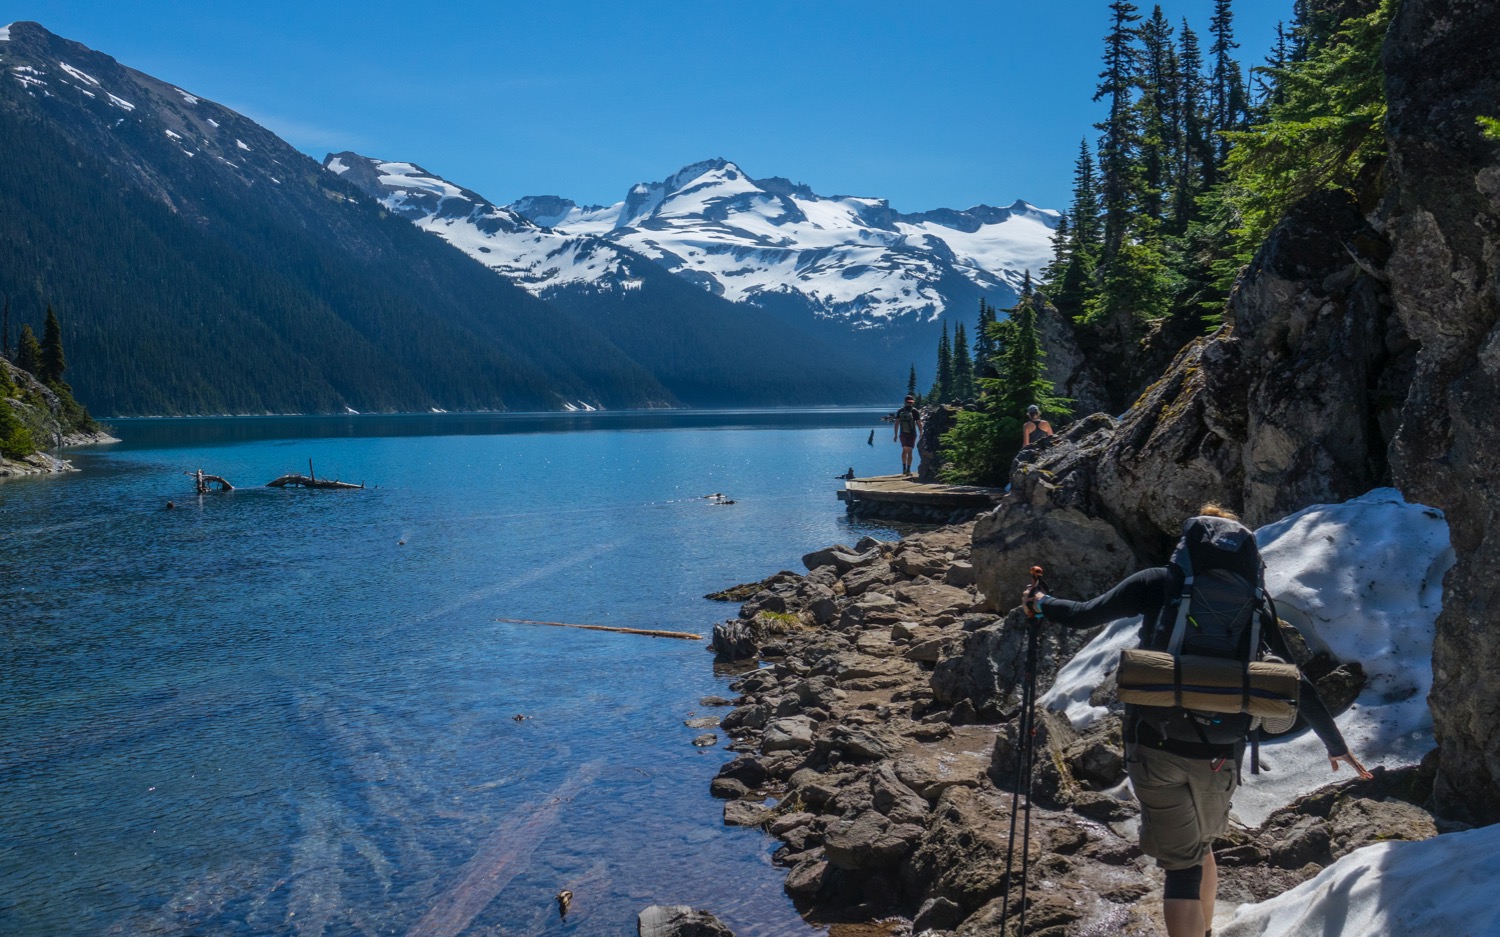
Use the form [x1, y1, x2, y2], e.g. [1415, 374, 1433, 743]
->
[1222, 0, 1394, 250]
[1173, 20, 1212, 226]
[1049, 141, 1104, 321]
[907, 364, 919, 402]
[16, 324, 43, 378]
[1209, 0, 1249, 165]
[1137, 6, 1180, 224]
[41, 306, 66, 386]
[930, 322, 954, 403]
[952, 322, 974, 401]
[0, 390, 34, 459]
[974, 299, 998, 380]
[1253, 22, 1293, 113]
[1094, 1, 1144, 260]
[939, 295, 1071, 485]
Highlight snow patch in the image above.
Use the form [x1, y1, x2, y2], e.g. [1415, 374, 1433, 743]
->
[1040, 488, 1452, 827]
[174, 87, 198, 105]
[206, 118, 219, 128]
[1218, 823, 1500, 937]
[326, 156, 350, 175]
[164, 129, 181, 140]
[58, 62, 100, 86]
[106, 92, 135, 112]
[0, 24, 11, 41]
[236, 139, 250, 151]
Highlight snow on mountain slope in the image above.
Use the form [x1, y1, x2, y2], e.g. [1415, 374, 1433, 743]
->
[518, 158, 1060, 325]
[329, 154, 1058, 326]
[326, 153, 644, 294]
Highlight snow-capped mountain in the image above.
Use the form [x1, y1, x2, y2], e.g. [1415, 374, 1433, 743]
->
[325, 153, 653, 294]
[327, 155, 1059, 328]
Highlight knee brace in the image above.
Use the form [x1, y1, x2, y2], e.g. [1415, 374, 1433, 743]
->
[1163, 864, 1204, 901]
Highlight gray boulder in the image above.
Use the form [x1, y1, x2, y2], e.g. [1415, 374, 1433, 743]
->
[637, 905, 736, 937]
[761, 716, 816, 753]
[823, 809, 925, 870]
[1329, 797, 1439, 859]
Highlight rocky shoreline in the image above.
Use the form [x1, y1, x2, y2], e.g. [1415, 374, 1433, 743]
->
[0, 428, 120, 478]
[648, 519, 1448, 937]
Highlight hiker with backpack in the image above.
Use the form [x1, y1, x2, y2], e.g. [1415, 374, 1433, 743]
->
[893, 395, 922, 476]
[1020, 504, 1371, 937]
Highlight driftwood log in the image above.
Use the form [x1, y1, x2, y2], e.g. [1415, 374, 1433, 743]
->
[494, 617, 701, 640]
[265, 474, 364, 490]
[185, 470, 234, 492]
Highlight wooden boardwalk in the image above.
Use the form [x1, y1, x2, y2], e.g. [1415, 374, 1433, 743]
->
[837, 474, 1002, 509]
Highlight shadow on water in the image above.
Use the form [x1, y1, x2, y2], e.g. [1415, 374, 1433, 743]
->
[102, 409, 894, 451]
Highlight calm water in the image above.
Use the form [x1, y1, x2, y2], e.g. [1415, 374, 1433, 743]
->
[0, 411, 910, 937]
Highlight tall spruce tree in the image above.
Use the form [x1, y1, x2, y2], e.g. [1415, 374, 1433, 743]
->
[907, 364, 919, 402]
[1209, 0, 1249, 165]
[974, 299, 998, 380]
[930, 322, 954, 403]
[1094, 1, 1144, 260]
[40, 306, 66, 386]
[1137, 6, 1180, 224]
[952, 322, 974, 401]
[16, 324, 43, 378]
[1050, 140, 1103, 320]
[1173, 20, 1212, 226]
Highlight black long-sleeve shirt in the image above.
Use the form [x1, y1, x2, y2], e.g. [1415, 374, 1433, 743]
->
[1038, 567, 1350, 757]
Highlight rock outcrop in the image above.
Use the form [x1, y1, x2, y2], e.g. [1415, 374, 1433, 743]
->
[1378, 0, 1500, 825]
[703, 521, 1444, 934]
[0, 360, 115, 478]
[962, 0, 1500, 827]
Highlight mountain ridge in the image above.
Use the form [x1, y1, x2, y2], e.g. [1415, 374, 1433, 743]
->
[0, 21, 888, 414]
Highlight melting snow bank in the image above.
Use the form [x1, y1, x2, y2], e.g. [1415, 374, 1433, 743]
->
[1218, 822, 1500, 937]
[1038, 488, 1453, 826]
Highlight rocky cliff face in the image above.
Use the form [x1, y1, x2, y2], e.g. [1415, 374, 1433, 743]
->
[969, 0, 1500, 824]
[1379, 0, 1500, 824]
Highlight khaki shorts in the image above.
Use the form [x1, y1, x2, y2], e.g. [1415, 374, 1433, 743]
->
[1126, 743, 1238, 870]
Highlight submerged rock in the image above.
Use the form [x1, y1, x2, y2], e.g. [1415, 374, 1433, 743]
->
[636, 905, 736, 937]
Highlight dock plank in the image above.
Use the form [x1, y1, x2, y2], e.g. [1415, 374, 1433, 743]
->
[838, 474, 1001, 507]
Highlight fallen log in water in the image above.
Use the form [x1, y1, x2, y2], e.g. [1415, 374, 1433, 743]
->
[494, 617, 702, 640]
[405, 762, 601, 937]
[184, 469, 234, 492]
[264, 474, 364, 489]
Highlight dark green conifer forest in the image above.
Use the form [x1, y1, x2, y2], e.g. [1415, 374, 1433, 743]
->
[934, 0, 1393, 485]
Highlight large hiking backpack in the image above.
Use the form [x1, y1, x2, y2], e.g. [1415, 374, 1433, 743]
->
[1117, 514, 1300, 747]
[898, 407, 917, 434]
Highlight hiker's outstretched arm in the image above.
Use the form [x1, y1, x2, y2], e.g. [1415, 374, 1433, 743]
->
[1264, 622, 1353, 758]
[1294, 673, 1350, 757]
[1030, 567, 1171, 631]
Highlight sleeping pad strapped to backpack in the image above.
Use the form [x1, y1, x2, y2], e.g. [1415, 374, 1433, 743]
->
[1117, 514, 1300, 747]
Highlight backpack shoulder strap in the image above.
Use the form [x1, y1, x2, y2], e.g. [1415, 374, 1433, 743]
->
[1165, 544, 1195, 656]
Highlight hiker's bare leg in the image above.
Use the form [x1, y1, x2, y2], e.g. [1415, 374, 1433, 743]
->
[1163, 898, 1205, 937]
[1162, 859, 1208, 937]
[1201, 849, 1218, 927]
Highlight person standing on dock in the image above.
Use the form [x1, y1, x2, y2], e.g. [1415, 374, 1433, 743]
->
[893, 395, 922, 476]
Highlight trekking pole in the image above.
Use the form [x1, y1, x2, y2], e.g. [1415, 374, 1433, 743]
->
[1017, 594, 1043, 935]
[1000, 566, 1048, 934]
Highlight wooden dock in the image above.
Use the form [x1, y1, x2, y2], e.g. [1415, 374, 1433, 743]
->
[838, 474, 1002, 523]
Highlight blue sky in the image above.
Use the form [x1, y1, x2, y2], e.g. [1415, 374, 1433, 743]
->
[7, 1, 1292, 213]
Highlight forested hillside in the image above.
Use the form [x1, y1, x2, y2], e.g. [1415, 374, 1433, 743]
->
[0, 23, 890, 416]
[932, 0, 1395, 484]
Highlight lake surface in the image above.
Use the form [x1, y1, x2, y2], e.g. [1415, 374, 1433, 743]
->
[0, 411, 913, 937]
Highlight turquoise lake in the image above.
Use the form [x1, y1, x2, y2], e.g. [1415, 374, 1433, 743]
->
[0, 411, 913, 937]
